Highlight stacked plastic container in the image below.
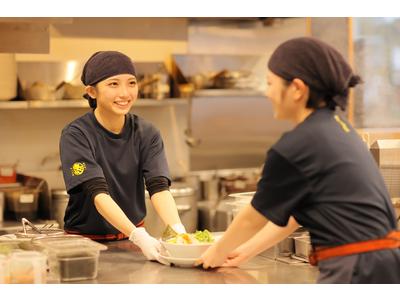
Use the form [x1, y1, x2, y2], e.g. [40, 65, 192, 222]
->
[33, 236, 107, 282]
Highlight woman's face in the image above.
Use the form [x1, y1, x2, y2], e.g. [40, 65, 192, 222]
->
[266, 70, 298, 121]
[92, 73, 138, 116]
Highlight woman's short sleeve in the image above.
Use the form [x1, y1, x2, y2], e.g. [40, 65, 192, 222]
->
[251, 149, 311, 227]
[59, 127, 105, 192]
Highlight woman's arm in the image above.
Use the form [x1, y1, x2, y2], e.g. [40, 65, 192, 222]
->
[93, 193, 136, 236]
[150, 190, 182, 227]
[223, 216, 299, 267]
[197, 204, 268, 268]
[198, 204, 299, 269]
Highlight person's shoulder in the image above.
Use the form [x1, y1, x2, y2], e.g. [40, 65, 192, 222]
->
[273, 116, 320, 159]
[61, 112, 93, 137]
[129, 113, 159, 135]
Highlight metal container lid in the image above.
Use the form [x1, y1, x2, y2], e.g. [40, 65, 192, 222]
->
[52, 189, 68, 199]
[170, 184, 195, 197]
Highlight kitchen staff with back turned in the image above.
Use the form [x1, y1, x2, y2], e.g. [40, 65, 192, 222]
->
[197, 37, 400, 283]
[59, 51, 186, 265]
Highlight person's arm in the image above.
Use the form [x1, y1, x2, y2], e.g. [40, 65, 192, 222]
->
[146, 176, 185, 233]
[93, 193, 136, 236]
[222, 216, 299, 267]
[93, 192, 168, 265]
[196, 203, 268, 268]
[198, 204, 299, 269]
[150, 190, 182, 227]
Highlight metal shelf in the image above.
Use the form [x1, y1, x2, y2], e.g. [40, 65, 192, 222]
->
[0, 98, 188, 110]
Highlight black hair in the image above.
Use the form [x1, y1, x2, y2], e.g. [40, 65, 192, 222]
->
[283, 79, 343, 111]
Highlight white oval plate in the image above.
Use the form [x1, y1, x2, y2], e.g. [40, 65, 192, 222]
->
[159, 254, 199, 267]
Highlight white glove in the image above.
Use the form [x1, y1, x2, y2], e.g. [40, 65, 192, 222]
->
[129, 227, 169, 265]
[171, 223, 187, 234]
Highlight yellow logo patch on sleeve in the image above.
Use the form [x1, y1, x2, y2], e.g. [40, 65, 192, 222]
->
[70, 162, 86, 176]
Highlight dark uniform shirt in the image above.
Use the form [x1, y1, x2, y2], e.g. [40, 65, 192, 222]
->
[59, 112, 171, 235]
[251, 108, 400, 283]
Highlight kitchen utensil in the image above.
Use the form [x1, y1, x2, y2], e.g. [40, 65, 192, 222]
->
[16, 217, 63, 239]
[22, 217, 43, 234]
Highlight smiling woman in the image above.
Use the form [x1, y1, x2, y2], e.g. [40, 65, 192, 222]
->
[59, 50, 187, 266]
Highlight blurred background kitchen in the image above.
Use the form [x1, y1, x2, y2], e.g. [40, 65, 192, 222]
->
[0, 17, 399, 238]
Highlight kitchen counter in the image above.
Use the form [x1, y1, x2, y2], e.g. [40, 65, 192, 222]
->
[67, 240, 319, 284]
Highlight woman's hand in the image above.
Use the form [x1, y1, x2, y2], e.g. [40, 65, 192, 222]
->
[222, 244, 251, 267]
[196, 243, 228, 269]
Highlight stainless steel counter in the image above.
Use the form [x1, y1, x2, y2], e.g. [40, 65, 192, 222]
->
[69, 240, 319, 284]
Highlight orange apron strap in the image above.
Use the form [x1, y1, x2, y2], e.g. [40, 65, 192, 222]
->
[65, 219, 145, 241]
[309, 230, 400, 266]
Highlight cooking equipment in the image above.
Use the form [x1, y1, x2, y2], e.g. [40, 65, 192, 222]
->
[212, 69, 252, 89]
[63, 83, 86, 99]
[172, 54, 266, 92]
[294, 235, 312, 260]
[258, 229, 309, 261]
[17, 61, 84, 101]
[51, 189, 69, 229]
[139, 73, 170, 100]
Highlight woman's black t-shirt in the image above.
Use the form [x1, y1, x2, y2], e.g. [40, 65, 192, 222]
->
[251, 108, 398, 247]
[59, 112, 171, 235]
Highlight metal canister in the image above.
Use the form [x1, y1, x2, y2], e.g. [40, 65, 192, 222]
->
[51, 189, 69, 229]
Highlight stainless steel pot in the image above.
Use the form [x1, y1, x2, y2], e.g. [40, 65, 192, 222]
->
[51, 189, 69, 229]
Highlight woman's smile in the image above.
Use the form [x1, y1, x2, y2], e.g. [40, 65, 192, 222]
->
[113, 99, 131, 109]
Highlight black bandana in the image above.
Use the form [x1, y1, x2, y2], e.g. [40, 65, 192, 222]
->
[81, 51, 136, 107]
[268, 37, 361, 110]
